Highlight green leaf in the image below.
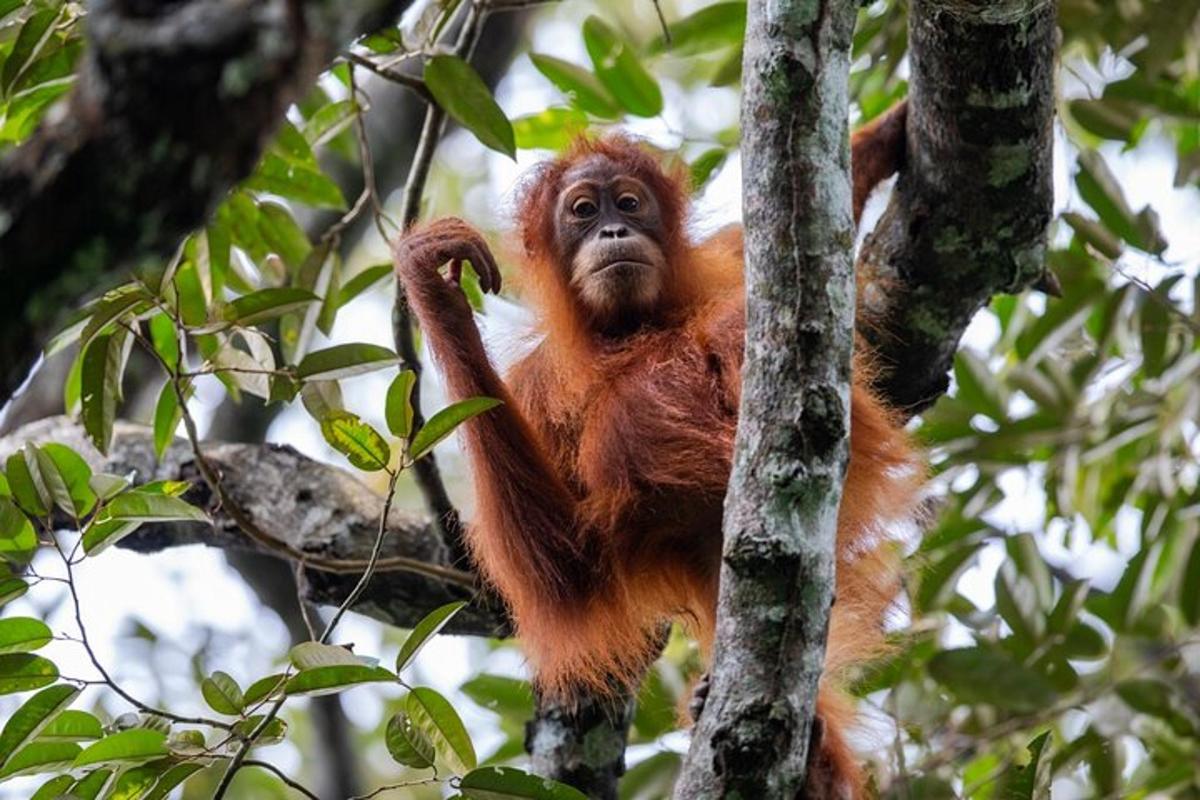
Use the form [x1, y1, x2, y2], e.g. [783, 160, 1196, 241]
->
[0, 499, 37, 565]
[409, 397, 502, 461]
[386, 711, 435, 769]
[0, 741, 81, 780]
[284, 665, 396, 697]
[0, 655, 58, 695]
[385, 370, 418, 439]
[649, 2, 746, 56]
[69, 767, 116, 798]
[80, 517, 142, 557]
[0, 685, 79, 766]
[105, 761, 167, 799]
[78, 285, 151, 355]
[245, 152, 348, 210]
[141, 762, 204, 800]
[29, 775, 74, 799]
[337, 264, 392, 308]
[36, 443, 96, 517]
[200, 671, 245, 715]
[37, 710, 102, 743]
[0, 579, 29, 609]
[459, 766, 588, 799]
[231, 715, 288, 745]
[320, 411, 391, 472]
[87, 474, 130, 503]
[994, 731, 1052, 800]
[396, 601, 466, 672]
[289, 641, 362, 670]
[513, 107, 590, 151]
[688, 148, 727, 191]
[243, 673, 288, 706]
[297, 343, 401, 381]
[582, 17, 663, 117]
[406, 686, 476, 773]
[152, 381, 183, 461]
[221, 287, 320, 328]
[1, 9, 57, 95]
[425, 55, 516, 158]
[80, 327, 132, 456]
[101, 491, 208, 525]
[300, 380, 344, 421]
[1075, 150, 1166, 254]
[257, 201, 312, 270]
[1180, 535, 1200, 627]
[72, 729, 168, 768]
[529, 54, 621, 118]
[954, 350, 1007, 421]
[0, 618, 51, 655]
[303, 98, 358, 147]
[928, 646, 1056, 713]
[5, 450, 48, 517]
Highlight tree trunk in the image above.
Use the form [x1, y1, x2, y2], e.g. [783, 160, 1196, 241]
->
[675, 0, 859, 797]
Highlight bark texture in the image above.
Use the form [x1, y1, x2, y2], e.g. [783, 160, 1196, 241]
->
[674, 1, 859, 797]
[860, 0, 1057, 416]
[526, 691, 636, 800]
[0, 416, 508, 637]
[0, 0, 416, 406]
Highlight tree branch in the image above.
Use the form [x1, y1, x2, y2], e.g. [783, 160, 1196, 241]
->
[0, 0, 419, 407]
[859, 0, 1057, 416]
[675, 1, 859, 797]
[0, 415, 509, 637]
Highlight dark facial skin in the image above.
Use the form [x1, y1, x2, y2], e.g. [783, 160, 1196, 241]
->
[553, 156, 669, 330]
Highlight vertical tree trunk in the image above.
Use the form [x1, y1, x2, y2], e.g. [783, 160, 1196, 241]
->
[674, 1, 860, 797]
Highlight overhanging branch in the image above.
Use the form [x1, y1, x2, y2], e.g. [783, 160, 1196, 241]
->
[860, 0, 1057, 416]
[0, 0, 417, 406]
[0, 416, 508, 637]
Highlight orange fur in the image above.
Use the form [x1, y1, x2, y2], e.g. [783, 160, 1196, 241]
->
[394, 102, 919, 798]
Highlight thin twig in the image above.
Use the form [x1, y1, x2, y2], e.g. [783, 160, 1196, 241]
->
[345, 52, 433, 103]
[53, 534, 234, 731]
[391, 0, 491, 566]
[212, 695, 288, 799]
[320, 468, 401, 643]
[349, 776, 441, 800]
[243, 759, 322, 800]
[650, 0, 671, 46]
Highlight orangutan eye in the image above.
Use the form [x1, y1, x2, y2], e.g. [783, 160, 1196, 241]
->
[572, 198, 598, 218]
[616, 194, 640, 213]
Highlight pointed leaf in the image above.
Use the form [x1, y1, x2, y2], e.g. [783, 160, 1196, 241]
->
[425, 55, 516, 158]
[0, 685, 79, 766]
[320, 411, 391, 472]
[102, 491, 207, 524]
[0, 618, 51, 654]
[200, 671, 245, 715]
[289, 641, 361, 670]
[0, 741, 81, 780]
[582, 17, 663, 117]
[386, 711, 435, 768]
[283, 665, 396, 697]
[297, 343, 400, 381]
[0, 654, 58, 695]
[72, 729, 167, 768]
[406, 686, 476, 773]
[396, 601, 466, 672]
[385, 370, 418, 439]
[409, 397, 502, 461]
[220, 288, 320, 328]
[529, 54, 620, 118]
[37, 710, 102, 743]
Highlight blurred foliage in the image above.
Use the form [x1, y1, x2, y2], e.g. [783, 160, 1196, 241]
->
[2, 0, 1200, 798]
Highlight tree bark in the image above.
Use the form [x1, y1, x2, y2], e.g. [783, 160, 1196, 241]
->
[0, 0, 417, 407]
[860, 0, 1057, 416]
[675, 1, 859, 797]
[526, 691, 636, 800]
